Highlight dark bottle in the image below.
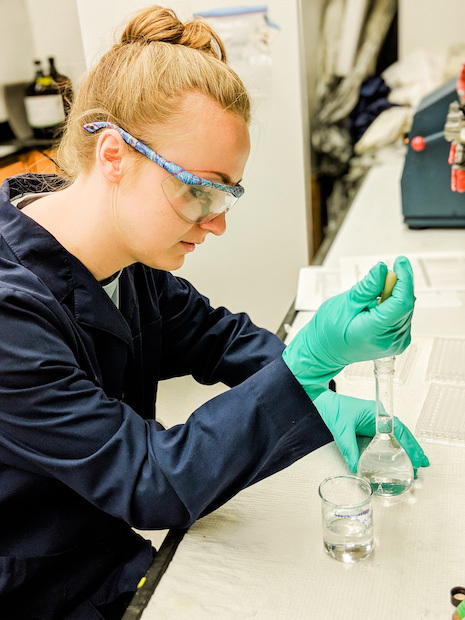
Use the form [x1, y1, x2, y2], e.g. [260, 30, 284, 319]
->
[24, 59, 66, 140]
[48, 57, 73, 116]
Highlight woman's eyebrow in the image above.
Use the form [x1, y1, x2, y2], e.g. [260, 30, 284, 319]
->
[202, 171, 242, 185]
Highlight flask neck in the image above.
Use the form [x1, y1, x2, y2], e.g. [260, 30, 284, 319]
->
[374, 357, 395, 435]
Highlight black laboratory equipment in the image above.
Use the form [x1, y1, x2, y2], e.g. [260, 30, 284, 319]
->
[401, 68, 465, 228]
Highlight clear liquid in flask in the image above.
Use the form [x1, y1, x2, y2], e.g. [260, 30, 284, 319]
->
[357, 432, 413, 496]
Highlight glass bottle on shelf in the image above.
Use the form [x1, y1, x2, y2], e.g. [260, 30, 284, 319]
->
[48, 57, 73, 117]
[24, 59, 66, 140]
[357, 356, 414, 497]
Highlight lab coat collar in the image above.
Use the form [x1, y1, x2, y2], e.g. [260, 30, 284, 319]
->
[0, 174, 132, 345]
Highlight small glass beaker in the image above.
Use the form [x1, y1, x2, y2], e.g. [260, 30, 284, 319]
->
[318, 475, 374, 563]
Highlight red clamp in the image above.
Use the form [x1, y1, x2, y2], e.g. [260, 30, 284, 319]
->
[456, 168, 465, 193]
[457, 63, 465, 103]
[449, 143, 457, 165]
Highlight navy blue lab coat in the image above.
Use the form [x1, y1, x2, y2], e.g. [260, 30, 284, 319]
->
[0, 174, 332, 618]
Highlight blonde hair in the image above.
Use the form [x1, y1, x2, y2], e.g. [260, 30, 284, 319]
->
[57, 5, 251, 181]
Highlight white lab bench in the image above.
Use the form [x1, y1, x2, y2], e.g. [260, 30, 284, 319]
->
[126, 159, 465, 620]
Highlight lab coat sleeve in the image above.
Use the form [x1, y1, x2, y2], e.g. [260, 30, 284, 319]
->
[0, 287, 332, 530]
[154, 270, 285, 386]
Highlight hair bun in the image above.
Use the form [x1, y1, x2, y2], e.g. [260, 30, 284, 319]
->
[120, 5, 226, 61]
[120, 7, 183, 45]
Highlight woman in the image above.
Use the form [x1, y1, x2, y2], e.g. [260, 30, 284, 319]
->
[0, 5, 427, 618]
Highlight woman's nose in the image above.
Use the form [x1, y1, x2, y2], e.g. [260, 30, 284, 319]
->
[199, 212, 227, 236]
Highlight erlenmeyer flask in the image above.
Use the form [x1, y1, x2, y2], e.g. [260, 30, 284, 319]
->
[357, 356, 413, 496]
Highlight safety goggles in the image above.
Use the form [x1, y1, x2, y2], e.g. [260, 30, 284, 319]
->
[83, 121, 245, 224]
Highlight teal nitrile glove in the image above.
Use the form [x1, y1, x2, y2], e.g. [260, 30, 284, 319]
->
[282, 256, 415, 399]
[313, 389, 430, 473]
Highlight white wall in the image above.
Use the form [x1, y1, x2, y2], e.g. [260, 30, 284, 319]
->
[399, 0, 465, 61]
[0, 0, 34, 121]
[76, 0, 311, 332]
[0, 0, 86, 123]
[25, 0, 86, 89]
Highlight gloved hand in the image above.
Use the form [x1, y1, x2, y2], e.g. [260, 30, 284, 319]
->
[313, 389, 429, 473]
[283, 256, 415, 399]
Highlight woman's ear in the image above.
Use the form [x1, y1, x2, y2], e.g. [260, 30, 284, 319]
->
[95, 130, 128, 184]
